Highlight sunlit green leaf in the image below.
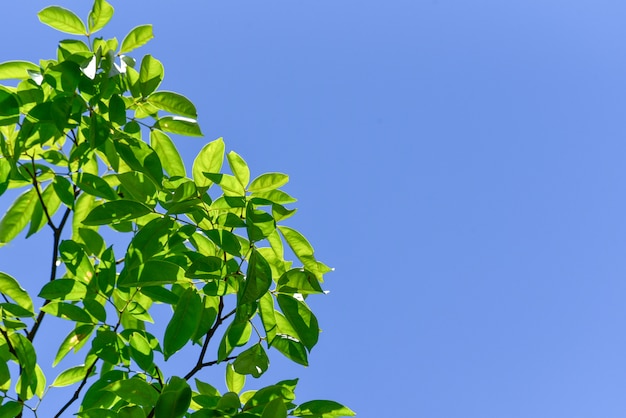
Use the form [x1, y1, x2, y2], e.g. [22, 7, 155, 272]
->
[148, 91, 197, 118]
[0, 272, 33, 313]
[83, 200, 152, 225]
[54, 324, 95, 366]
[51, 364, 92, 387]
[225, 362, 245, 394]
[192, 137, 224, 188]
[41, 301, 94, 323]
[119, 24, 154, 54]
[277, 294, 319, 351]
[218, 321, 252, 361]
[155, 116, 202, 137]
[76, 172, 118, 201]
[38, 6, 86, 35]
[248, 173, 289, 193]
[104, 377, 159, 407]
[88, 0, 114, 34]
[262, 398, 288, 418]
[118, 259, 186, 287]
[233, 343, 270, 378]
[292, 400, 356, 417]
[38, 278, 88, 300]
[0, 188, 38, 246]
[139, 55, 163, 97]
[0, 61, 39, 81]
[150, 130, 185, 177]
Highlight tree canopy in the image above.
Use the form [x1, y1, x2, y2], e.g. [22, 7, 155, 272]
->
[0, 1, 354, 417]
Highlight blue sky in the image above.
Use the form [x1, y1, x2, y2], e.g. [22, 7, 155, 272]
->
[2, 0, 626, 417]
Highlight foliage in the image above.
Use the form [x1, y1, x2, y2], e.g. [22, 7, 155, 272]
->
[0, 2, 354, 417]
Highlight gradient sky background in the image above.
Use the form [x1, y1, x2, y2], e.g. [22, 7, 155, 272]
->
[2, 1, 626, 417]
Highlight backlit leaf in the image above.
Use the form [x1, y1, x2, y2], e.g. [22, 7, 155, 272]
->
[38, 6, 86, 35]
[83, 200, 152, 225]
[0, 272, 33, 313]
[148, 91, 197, 118]
[292, 400, 356, 417]
[150, 130, 185, 177]
[119, 24, 154, 54]
[88, 0, 114, 34]
[0, 188, 38, 246]
[248, 173, 289, 193]
[155, 116, 202, 137]
[163, 288, 202, 359]
[192, 138, 225, 188]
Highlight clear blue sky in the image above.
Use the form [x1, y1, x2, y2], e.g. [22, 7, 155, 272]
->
[2, 1, 626, 417]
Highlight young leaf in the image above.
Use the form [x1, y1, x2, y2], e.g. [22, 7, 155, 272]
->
[148, 91, 197, 118]
[227, 151, 250, 189]
[192, 137, 225, 188]
[0, 188, 38, 246]
[38, 6, 87, 35]
[88, 0, 114, 34]
[226, 363, 245, 394]
[119, 24, 154, 54]
[139, 55, 164, 97]
[51, 364, 91, 387]
[0, 272, 33, 313]
[163, 288, 202, 359]
[150, 130, 186, 177]
[0, 61, 39, 80]
[248, 173, 289, 193]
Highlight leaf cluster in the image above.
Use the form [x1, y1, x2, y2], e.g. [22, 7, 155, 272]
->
[0, 2, 354, 417]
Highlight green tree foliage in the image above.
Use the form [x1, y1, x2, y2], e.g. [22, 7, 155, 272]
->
[0, 2, 354, 417]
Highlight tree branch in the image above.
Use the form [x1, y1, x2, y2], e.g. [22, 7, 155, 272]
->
[53, 358, 98, 418]
[27, 207, 72, 342]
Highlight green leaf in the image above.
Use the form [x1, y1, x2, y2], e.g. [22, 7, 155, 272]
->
[148, 91, 197, 118]
[262, 398, 288, 418]
[54, 325, 95, 366]
[83, 200, 152, 225]
[192, 138, 225, 188]
[233, 344, 270, 378]
[227, 151, 251, 189]
[51, 364, 91, 387]
[155, 116, 202, 137]
[248, 173, 289, 193]
[118, 405, 146, 418]
[119, 24, 154, 54]
[204, 229, 241, 257]
[88, 0, 114, 34]
[9, 333, 36, 379]
[41, 301, 94, 323]
[38, 278, 87, 300]
[0, 401, 21, 417]
[105, 377, 159, 407]
[109, 94, 126, 125]
[38, 6, 87, 35]
[278, 226, 331, 281]
[117, 171, 158, 207]
[241, 250, 272, 304]
[0, 61, 38, 81]
[277, 295, 319, 351]
[0, 360, 11, 392]
[155, 376, 192, 418]
[203, 173, 245, 195]
[139, 55, 163, 97]
[0, 272, 33, 313]
[53, 175, 75, 208]
[277, 269, 324, 295]
[218, 321, 252, 361]
[118, 259, 186, 287]
[0, 188, 38, 245]
[76, 172, 118, 201]
[226, 363, 245, 394]
[292, 400, 356, 417]
[163, 288, 202, 359]
[150, 130, 186, 177]
[26, 183, 61, 238]
[114, 137, 163, 186]
[129, 331, 154, 371]
[271, 335, 308, 366]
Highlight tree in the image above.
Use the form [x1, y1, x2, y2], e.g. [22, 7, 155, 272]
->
[0, 1, 355, 417]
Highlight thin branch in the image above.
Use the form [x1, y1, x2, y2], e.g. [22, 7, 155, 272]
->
[29, 157, 56, 230]
[53, 358, 97, 418]
[27, 207, 72, 342]
[183, 298, 228, 381]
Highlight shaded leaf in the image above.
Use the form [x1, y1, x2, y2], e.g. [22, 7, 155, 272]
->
[277, 294, 319, 351]
[155, 116, 202, 137]
[233, 344, 270, 378]
[163, 288, 202, 359]
[155, 377, 191, 418]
